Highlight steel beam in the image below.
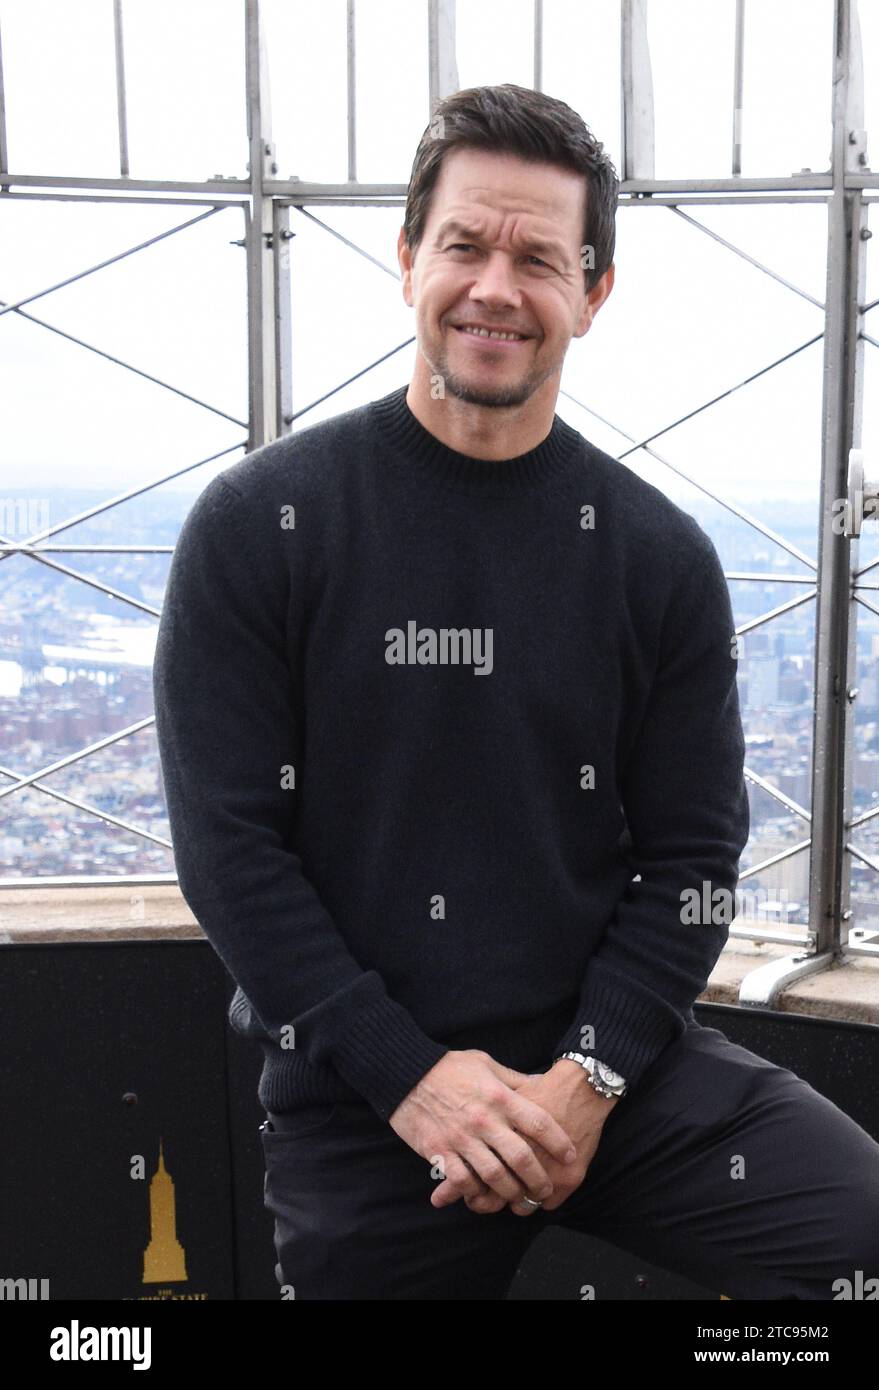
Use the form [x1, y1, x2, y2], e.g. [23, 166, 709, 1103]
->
[112, 0, 129, 177]
[621, 0, 655, 182]
[732, 0, 745, 175]
[806, 0, 866, 956]
[274, 202, 293, 436]
[741, 0, 869, 1006]
[0, 11, 9, 186]
[347, 0, 357, 181]
[244, 0, 279, 448]
[3, 173, 849, 196]
[428, 0, 459, 115]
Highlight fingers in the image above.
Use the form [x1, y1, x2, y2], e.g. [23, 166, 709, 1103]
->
[466, 1136, 571, 1216]
[431, 1131, 555, 1209]
[419, 1062, 577, 1212]
[429, 1151, 488, 1208]
[430, 1140, 529, 1208]
[485, 1061, 533, 1089]
[466, 1191, 507, 1214]
[427, 1097, 575, 1209]
[507, 1094, 578, 1166]
[480, 1128, 557, 1202]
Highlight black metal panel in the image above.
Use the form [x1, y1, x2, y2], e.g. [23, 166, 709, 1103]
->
[510, 1227, 716, 1300]
[0, 941, 236, 1301]
[696, 1001, 879, 1140]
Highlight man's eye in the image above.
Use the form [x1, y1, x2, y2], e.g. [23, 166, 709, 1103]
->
[446, 245, 552, 269]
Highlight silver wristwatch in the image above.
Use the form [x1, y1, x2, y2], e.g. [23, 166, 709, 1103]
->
[556, 1051, 628, 1099]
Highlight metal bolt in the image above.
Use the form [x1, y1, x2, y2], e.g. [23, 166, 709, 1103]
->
[861, 228, 873, 241]
[846, 686, 859, 701]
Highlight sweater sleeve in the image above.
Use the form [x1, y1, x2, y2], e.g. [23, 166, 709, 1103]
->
[152, 473, 449, 1121]
[548, 537, 750, 1089]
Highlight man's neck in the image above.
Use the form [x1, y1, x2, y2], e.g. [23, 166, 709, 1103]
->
[405, 364, 559, 460]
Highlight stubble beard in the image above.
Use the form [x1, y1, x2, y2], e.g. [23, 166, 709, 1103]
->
[421, 322, 561, 409]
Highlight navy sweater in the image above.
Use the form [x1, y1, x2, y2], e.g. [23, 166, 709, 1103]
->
[152, 384, 749, 1121]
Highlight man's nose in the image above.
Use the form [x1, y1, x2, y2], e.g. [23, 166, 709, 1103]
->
[468, 253, 522, 308]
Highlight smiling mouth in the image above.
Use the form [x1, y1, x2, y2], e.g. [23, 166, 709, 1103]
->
[452, 325, 533, 344]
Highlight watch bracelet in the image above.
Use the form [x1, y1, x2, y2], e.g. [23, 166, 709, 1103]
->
[556, 1050, 627, 1098]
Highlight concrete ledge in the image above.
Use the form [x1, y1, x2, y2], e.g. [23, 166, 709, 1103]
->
[702, 935, 879, 1027]
[0, 884, 200, 942]
[1, 887, 878, 1026]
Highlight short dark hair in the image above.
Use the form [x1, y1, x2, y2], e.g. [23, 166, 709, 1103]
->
[403, 83, 619, 293]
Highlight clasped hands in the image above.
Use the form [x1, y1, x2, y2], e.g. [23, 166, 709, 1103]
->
[388, 1048, 618, 1218]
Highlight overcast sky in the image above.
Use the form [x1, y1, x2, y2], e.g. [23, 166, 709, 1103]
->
[0, 0, 877, 520]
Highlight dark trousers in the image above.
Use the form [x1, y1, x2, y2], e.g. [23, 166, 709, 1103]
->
[259, 1021, 879, 1300]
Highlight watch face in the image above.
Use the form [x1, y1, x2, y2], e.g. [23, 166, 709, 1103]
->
[597, 1063, 625, 1087]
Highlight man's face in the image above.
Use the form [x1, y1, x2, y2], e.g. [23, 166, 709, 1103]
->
[398, 146, 613, 409]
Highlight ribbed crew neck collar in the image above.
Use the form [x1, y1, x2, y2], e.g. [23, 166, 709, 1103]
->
[370, 384, 584, 494]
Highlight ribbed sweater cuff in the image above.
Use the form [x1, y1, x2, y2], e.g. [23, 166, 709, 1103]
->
[550, 963, 684, 1090]
[330, 994, 451, 1122]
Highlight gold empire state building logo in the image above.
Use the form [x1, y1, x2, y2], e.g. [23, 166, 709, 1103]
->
[142, 1139, 187, 1284]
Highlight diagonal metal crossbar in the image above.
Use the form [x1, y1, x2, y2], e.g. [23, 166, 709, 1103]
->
[0, 296, 248, 428]
[0, 212, 256, 852]
[0, 204, 249, 631]
[0, 548, 161, 617]
[613, 333, 825, 472]
[669, 207, 826, 310]
[0, 207, 225, 319]
[0, 717, 156, 803]
[743, 769, 810, 825]
[0, 761, 172, 850]
[847, 842, 879, 874]
[2, 442, 247, 553]
[286, 338, 416, 427]
[0, 201, 251, 612]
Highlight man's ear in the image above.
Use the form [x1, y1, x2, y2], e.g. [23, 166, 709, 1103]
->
[398, 226, 415, 308]
[574, 261, 614, 338]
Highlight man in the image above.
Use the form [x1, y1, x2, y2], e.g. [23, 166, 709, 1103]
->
[153, 84, 879, 1300]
